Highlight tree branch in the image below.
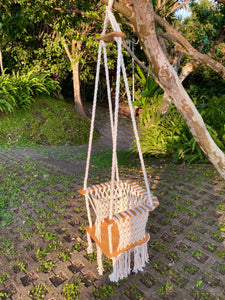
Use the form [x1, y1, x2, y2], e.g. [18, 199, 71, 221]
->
[166, 0, 190, 17]
[62, 40, 73, 63]
[208, 25, 225, 56]
[154, 12, 225, 80]
[157, 29, 170, 60]
[179, 26, 225, 81]
[0, 46, 3, 73]
[38, 24, 48, 40]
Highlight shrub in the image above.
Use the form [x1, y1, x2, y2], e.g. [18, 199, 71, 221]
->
[0, 72, 17, 113]
[0, 70, 59, 113]
[136, 96, 225, 164]
[137, 106, 184, 157]
[132, 65, 163, 109]
[133, 67, 225, 163]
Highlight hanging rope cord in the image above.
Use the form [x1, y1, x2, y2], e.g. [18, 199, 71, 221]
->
[83, 1, 153, 221]
[83, 4, 119, 193]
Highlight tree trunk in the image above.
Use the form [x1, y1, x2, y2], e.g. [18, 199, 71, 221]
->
[0, 46, 3, 74]
[71, 39, 87, 118]
[62, 39, 88, 118]
[72, 58, 87, 117]
[130, 0, 225, 179]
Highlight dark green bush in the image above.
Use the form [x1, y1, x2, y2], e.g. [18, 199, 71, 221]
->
[132, 65, 163, 109]
[171, 123, 225, 163]
[133, 66, 225, 163]
[0, 70, 59, 113]
[136, 96, 225, 164]
[137, 106, 184, 157]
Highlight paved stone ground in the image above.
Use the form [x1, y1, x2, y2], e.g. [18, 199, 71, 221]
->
[0, 110, 225, 300]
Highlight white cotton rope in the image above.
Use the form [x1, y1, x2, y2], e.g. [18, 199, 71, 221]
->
[83, 0, 153, 222]
[103, 46, 119, 182]
[109, 37, 122, 219]
[120, 48, 153, 206]
[132, 41, 135, 102]
[108, 224, 113, 254]
[81, 0, 155, 282]
[97, 245, 104, 275]
[83, 41, 104, 229]
[106, 7, 153, 208]
[86, 232, 93, 254]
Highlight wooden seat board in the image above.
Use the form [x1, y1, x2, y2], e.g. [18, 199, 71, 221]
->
[85, 222, 149, 259]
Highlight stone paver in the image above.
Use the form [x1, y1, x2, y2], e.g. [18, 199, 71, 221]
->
[0, 110, 225, 299]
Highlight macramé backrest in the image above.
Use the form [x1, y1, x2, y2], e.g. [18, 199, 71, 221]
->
[85, 180, 150, 221]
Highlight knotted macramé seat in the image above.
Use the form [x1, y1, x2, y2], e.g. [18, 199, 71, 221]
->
[79, 180, 159, 281]
[78, 0, 159, 282]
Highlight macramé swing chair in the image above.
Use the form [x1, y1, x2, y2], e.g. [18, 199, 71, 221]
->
[78, 0, 159, 282]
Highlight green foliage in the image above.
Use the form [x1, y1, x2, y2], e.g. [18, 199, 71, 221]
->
[158, 282, 174, 296]
[92, 283, 114, 299]
[0, 0, 105, 101]
[28, 283, 49, 299]
[137, 106, 184, 157]
[137, 95, 225, 164]
[0, 291, 10, 298]
[132, 65, 163, 109]
[201, 95, 225, 144]
[0, 71, 17, 113]
[135, 54, 225, 164]
[125, 284, 142, 299]
[173, 123, 225, 163]
[10, 258, 26, 272]
[180, 0, 225, 96]
[172, 94, 225, 163]
[38, 260, 56, 273]
[187, 83, 225, 101]
[0, 271, 9, 284]
[0, 97, 93, 147]
[0, 70, 59, 113]
[63, 280, 80, 300]
[58, 248, 71, 262]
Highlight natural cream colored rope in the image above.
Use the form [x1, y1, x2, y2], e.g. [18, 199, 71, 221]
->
[81, 0, 157, 282]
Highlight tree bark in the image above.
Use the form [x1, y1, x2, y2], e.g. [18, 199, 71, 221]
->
[0, 46, 3, 74]
[72, 53, 87, 117]
[62, 40, 87, 118]
[71, 39, 88, 118]
[131, 0, 225, 179]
